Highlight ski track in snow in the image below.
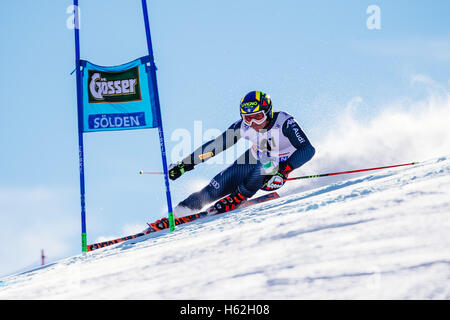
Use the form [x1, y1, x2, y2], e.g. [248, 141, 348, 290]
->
[1, 157, 449, 299]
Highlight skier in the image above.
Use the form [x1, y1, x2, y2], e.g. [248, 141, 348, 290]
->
[162, 91, 315, 222]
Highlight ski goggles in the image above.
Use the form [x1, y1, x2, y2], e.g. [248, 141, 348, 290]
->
[241, 111, 267, 125]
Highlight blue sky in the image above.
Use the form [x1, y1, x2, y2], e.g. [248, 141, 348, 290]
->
[0, 0, 449, 276]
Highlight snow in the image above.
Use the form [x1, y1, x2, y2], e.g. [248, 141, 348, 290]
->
[1, 157, 449, 299]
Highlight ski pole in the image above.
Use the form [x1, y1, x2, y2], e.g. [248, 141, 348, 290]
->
[138, 162, 419, 179]
[139, 171, 164, 175]
[285, 162, 419, 181]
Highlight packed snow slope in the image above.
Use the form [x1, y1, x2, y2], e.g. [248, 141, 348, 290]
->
[1, 156, 449, 299]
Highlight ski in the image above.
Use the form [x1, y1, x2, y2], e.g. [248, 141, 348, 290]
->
[87, 191, 280, 251]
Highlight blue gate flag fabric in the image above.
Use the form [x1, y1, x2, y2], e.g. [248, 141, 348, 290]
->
[80, 56, 159, 132]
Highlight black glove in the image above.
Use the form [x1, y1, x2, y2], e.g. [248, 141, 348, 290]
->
[168, 162, 195, 181]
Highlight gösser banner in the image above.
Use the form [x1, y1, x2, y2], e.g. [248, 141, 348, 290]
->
[80, 56, 160, 132]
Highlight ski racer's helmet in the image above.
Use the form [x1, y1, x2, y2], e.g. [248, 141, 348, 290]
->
[239, 91, 273, 126]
